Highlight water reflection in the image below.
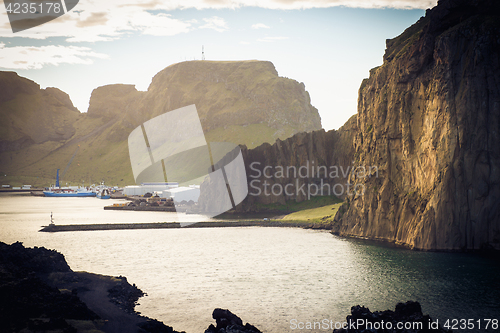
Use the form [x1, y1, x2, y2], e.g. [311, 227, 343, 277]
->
[0, 193, 499, 332]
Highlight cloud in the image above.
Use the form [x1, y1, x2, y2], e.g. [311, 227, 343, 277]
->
[200, 16, 228, 32]
[257, 36, 289, 42]
[75, 12, 109, 28]
[0, 43, 108, 69]
[0, 0, 193, 42]
[0, 0, 435, 42]
[128, 12, 191, 36]
[115, 0, 437, 10]
[252, 23, 270, 29]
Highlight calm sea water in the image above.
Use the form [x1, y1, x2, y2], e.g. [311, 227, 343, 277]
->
[1, 193, 499, 332]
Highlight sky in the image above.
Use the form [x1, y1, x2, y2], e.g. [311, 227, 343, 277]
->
[0, 0, 437, 131]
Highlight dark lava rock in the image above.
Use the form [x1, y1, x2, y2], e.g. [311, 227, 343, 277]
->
[0, 241, 71, 275]
[0, 241, 185, 333]
[108, 276, 145, 314]
[0, 242, 99, 333]
[333, 301, 452, 333]
[204, 308, 262, 333]
[138, 318, 181, 333]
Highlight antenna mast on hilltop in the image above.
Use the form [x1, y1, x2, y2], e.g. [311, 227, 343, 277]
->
[202, 45, 205, 60]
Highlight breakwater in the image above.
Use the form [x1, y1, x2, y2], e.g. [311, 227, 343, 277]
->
[39, 220, 329, 232]
[103, 205, 177, 212]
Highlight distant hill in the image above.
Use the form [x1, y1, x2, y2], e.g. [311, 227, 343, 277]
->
[0, 60, 322, 187]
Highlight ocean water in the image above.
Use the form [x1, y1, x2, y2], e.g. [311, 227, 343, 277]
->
[1, 192, 499, 332]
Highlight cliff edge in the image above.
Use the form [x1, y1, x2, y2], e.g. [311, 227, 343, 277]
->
[333, 0, 500, 250]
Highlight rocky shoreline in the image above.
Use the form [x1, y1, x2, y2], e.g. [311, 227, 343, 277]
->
[0, 241, 452, 333]
[0, 241, 181, 333]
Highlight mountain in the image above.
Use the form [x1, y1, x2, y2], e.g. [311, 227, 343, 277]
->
[222, 0, 500, 251]
[0, 61, 322, 187]
[87, 60, 321, 146]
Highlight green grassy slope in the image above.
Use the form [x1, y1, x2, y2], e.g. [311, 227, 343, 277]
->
[0, 60, 322, 187]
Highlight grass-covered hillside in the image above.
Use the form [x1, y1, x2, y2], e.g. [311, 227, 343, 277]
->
[0, 61, 322, 187]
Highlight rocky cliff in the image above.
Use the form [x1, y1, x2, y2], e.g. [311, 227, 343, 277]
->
[88, 60, 322, 148]
[333, 0, 500, 250]
[146, 61, 321, 135]
[0, 72, 80, 153]
[223, 0, 500, 251]
[228, 116, 356, 212]
[0, 60, 321, 186]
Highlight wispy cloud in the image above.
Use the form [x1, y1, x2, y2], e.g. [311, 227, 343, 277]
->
[128, 12, 191, 36]
[257, 36, 289, 42]
[252, 23, 270, 29]
[114, 0, 437, 10]
[0, 1, 192, 42]
[200, 16, 228, 32]
[0, 0, 435, 42]
[0, 43, 108, 70]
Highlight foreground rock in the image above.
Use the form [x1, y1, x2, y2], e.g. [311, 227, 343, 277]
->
[204, 309, 262, 333]
[333, 301, 451, 333]
[0, 241, 182, 333]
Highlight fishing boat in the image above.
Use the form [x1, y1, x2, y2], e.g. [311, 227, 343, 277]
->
[43, 187, 96, 197]
[43, 169, 96, 197]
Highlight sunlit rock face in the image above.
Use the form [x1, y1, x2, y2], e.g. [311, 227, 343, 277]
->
[333, 0, 500, 250]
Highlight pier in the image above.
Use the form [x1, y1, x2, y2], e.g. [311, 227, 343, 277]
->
[103, 205, 178, 212]
[0, 188, 44, 193]
[39, 220, 323, 232]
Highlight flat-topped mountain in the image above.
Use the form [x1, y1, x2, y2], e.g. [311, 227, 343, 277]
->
[0, 60, 322, 186]
[86, 60, 321, 146]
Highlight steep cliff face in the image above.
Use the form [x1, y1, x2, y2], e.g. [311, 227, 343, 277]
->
[1, 60, 321, 186]
[197, 116, 356, 213]
[333, 0, 500, 250]
[85, 61, 322, 150]
[0, 72, 80, 154]
[145, 60, 321, 133]
[87, 84, 144, 120]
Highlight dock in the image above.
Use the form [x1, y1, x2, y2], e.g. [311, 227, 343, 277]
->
[0, 188, 44, 193]
[103, 205, 178, 212]
[39, 220, 323, 232]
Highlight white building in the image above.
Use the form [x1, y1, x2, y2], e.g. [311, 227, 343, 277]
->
[162, 185, 200, 202]
[124, 182, 178, 196]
